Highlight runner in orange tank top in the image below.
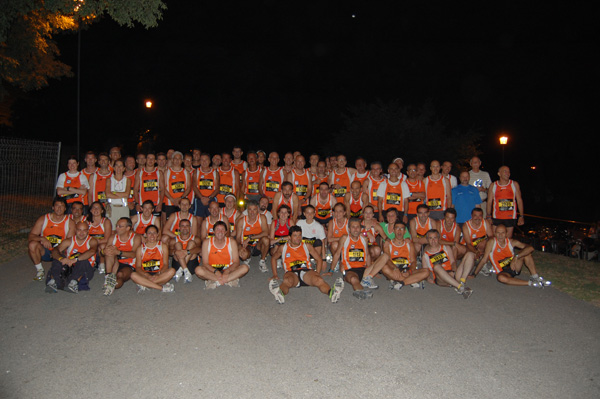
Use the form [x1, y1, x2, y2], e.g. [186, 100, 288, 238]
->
[436, 208, 466, 261]
[260, 152, 285, 204]
[131, 225, 175, 292]
[102, 217, 142, 295]
[330, 219, 389, 299]
[422, 229, 474, 298]
[268, 226, 345, 304]
[217, 153, 240, 205]
[134, 153, 163, 214]
[382, 222, 429, 289]
[235, 200, 270, 269]
[487, 166, 525, 239]
[28, 198, 76, 281]
[461, 208, 493, 260]
[287, 155, 312, 207]
[474, 225, 551, 287]
[171, 219, 202, 283]
[197, 221, 248, 288]
[328, 155, 356, 204]
[46, 221, 98, 293]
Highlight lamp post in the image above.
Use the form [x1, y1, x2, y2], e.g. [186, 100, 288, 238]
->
[499, 135, 508, 165]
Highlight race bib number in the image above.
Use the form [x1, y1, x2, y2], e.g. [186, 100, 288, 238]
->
[142, 259, 161, 273]
[143, 179, 159, 191]
[171, 181, 185, 193]
[265, 181, 279, 192]
[498, 199, 514, 211]
[427, 198, 442, 210]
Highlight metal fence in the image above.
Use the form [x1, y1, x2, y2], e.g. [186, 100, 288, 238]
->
[0, 137, 61, 244]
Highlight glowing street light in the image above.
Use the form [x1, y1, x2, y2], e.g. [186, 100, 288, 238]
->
[499, 135, 508, 165]
[145, 100, 153, 109]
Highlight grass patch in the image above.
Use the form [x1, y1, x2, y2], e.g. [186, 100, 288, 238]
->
[533, 251, 600, 307]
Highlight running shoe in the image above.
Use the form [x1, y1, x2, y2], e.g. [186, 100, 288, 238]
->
[330, 277, 344, 303]
[259, 259, 268, 273]
[173, 267, 183, 283]
[184, 269, 193, 284]
[393, 281, 405, 291]
[34, 269, 45, 281]
[462, 287, 473, 299]
[352, 290, 373, 300]
[225, 278, 240, 288]
[269, 279, 285, 304]
[136, 284, 147, 293]
[97, 263, 105, 275]
[45, 278, 58, 293]
[162, 282, 175, 293]
[205, 280, 218, 290]
[66, 279, 78, 294]
[360, 275, 379, 290]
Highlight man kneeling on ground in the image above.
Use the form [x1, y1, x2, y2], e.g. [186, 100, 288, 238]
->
[46, 222, 98, 294]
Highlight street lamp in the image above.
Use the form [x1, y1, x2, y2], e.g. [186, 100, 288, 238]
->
[499, 135, 508, 165]
[145, 100, 153, 109]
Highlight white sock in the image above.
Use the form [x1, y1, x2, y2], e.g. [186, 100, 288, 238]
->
[35, 263, 43, 271]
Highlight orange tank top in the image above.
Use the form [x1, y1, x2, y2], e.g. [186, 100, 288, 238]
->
[207, 237, 233, 268]
[217, 167, 236, 203]
[92, 170, 112, 203]
[388, 240, 411, 270]
[138, 168, 160, 205]
[462, 220, 488, 246]
[332, 168, 352, 203]
[341, 235, 368, 270]
[196, 168, 218, 197]
[41, 214, 70, 247]
[244, 167, 262, 197]
[281, 242, 311, 271]
[112, 232, 136, 266]
[66, 235, 96, 265]
[88, 217, 107, 240]
[290, 169, 310, 201]
[491, 180, 517, 219]
[425, 176, 447, 211]
[165, 168, 188, 206]
[490, 237, 514, 273]
[406, 179, 424, 214]
[262, 167, 284, 200]
[140, 242, 164, 273]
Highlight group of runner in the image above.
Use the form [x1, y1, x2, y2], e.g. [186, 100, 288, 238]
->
[27, 146, 550, 302]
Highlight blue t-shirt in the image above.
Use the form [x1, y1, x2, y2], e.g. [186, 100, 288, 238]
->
[452, 185, 482, 224]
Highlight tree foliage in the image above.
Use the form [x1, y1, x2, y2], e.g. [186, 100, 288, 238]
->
[333, 99, 481, 168]
[0, 0, 166, 97]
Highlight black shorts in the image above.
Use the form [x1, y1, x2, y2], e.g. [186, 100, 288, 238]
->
[315, 217, 331, 226]
[493, 218, 517, 228]
[500, 263, 520, 277]
[163, 205, 180, 219]
[291, 268, 311, 287]
[344, 267, 366, 281]
[302, 238, 322, 248]
[172, 257, 200, 274]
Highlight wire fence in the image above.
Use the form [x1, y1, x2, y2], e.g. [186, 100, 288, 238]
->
[0, 137, 61, 245]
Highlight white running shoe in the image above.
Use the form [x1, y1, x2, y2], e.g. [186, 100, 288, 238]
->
[330, 277, 344, 303]
[174, 268, 183, 283]
[162, 282, 175, 293]
[269, 279, 285, 304]
[184, 269, 193, 283]
[259, 259, 268, 273]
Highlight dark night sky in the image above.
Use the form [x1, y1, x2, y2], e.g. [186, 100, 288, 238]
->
[4, 1, 597, 220]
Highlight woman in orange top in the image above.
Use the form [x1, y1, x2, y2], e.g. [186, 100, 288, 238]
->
[131, 225, 175, 292]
